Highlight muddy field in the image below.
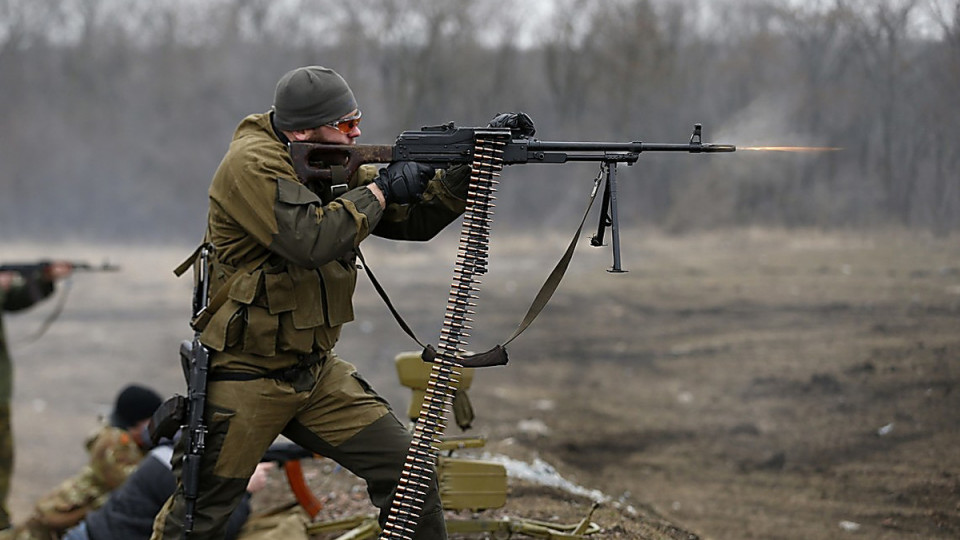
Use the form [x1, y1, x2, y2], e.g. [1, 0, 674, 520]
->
[3, 228, 958, 539]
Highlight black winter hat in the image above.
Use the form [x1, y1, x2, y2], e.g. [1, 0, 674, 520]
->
[109, 384, 163, 430]
[272, 66, 358, 131]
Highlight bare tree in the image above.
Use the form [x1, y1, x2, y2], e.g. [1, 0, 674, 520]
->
[1, 0, 958, 240]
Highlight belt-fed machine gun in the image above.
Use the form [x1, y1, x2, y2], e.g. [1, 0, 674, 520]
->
[290, 121, 734, 538]
[291, 122, 734, 273]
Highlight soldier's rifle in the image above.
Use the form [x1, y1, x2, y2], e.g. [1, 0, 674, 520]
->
[0, 260, 120, 345]
[180, 246, 212, 540]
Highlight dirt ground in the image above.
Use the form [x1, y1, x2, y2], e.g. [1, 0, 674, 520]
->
[2, 227, 958, 539]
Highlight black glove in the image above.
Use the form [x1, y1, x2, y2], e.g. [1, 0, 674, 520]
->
[373, 161, 435, 204]
[488, 112, 536, 138]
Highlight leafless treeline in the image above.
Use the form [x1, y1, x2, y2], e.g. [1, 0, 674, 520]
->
[0, 0, 957, 241]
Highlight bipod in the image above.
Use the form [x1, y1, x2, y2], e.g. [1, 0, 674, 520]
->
[589, 160, 628, 273]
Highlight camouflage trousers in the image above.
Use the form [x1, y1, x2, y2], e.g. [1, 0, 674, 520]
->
[151, 352, 446, 540]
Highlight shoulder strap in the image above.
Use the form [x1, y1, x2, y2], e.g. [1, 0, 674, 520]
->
[457, 171, 601, 368]
[173, 244, 206, 278]
[355, 249, 430, 351]
[499, 172, 601, 347]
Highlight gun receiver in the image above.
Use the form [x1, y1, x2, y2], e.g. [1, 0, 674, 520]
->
[291, 122, 734, 272]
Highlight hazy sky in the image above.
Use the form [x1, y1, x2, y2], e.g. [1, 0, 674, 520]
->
[1, 0, 952, 50]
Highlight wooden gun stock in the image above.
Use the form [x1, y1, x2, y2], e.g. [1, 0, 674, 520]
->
[289, 143, 394, 185]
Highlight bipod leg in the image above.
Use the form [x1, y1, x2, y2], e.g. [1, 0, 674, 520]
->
[605, 161, 626, 273]
[590, 168, 612, 249]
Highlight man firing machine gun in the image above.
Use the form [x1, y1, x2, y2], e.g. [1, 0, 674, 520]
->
[157, 64, 735, 540]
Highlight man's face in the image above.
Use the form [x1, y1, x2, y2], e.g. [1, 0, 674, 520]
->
[291, 109, 362, 145]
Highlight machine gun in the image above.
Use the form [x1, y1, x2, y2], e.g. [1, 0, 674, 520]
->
[291, 122, 734, 273]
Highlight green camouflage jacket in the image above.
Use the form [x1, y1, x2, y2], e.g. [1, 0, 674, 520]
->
[199, 112, 470, 372]
[9, 425, 145, 539]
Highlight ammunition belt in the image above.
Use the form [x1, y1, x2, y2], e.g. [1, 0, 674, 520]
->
[379, 132, 507, 539]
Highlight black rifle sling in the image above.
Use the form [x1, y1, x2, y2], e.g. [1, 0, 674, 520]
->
[358, 166, 604, 368]
[499, 166, 604, 347]
[355, 248, 431, 352]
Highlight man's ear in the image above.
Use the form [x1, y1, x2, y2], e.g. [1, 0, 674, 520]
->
[288, 129, 311, 141]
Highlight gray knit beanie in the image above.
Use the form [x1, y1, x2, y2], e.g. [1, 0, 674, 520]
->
[273, 66, 357, 131]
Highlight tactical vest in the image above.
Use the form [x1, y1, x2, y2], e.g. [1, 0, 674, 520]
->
[178, 112, 380, 366]
[198, 251, 355, 358]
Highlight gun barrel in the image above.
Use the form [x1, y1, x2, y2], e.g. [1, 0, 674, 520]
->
[701, 144, 737, 153]
[529, 141, 644, 152]
[0, 261, 120, 273]
[529, 141, 736, 154]
[71, 261, 121, 272]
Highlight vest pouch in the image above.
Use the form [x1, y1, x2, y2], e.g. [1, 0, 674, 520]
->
[277, 311, 316, 352]
[243, 304, 279, 357]
[319, 259, 357, 327]
[264, 272, 297, 314]
[200, 299, 243, 352]
[227, 269, 262, 305]
[290, 267, 325, 329]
